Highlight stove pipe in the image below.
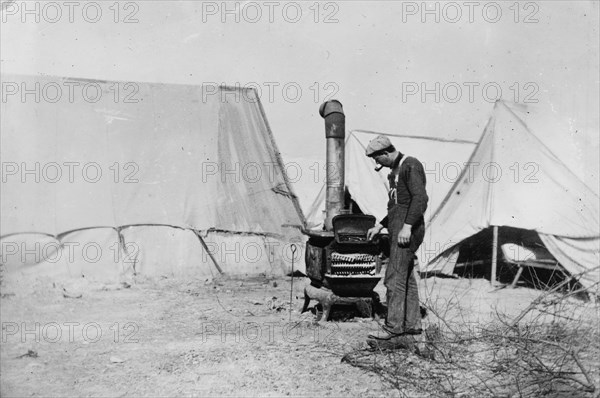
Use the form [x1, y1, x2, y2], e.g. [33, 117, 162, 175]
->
[319, 100, 345, 231]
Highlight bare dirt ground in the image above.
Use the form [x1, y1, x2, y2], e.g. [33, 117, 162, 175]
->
[1, 273, 599, 397]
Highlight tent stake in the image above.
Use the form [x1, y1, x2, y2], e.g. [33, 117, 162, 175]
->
[289, 244, 297, 322]
[491, 226, 498, 286]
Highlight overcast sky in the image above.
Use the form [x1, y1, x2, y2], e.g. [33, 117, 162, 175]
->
[2, 0, 598, 192]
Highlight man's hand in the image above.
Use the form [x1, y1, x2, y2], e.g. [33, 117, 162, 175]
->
[367, 224, 384, 241]
[397, 224, 412, 246]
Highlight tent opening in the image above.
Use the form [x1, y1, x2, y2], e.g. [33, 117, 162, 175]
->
[452, 226, 584, 292]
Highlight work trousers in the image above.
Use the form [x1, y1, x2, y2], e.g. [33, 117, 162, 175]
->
[383, 205, 424, 334]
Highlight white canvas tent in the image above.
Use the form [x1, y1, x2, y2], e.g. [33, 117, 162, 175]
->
[424, 101, 600, 290]
[0, 74, 306, 282]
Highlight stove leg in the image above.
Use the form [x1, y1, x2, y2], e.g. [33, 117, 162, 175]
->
[356, 299, 372, 318]
[301, 287, 310, 313]
[371, 291, 382, 319]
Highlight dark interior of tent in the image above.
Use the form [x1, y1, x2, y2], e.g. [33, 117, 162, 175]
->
[453, 226, 580, 290]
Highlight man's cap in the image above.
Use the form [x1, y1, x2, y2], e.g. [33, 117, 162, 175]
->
[365, 135, 394, 157]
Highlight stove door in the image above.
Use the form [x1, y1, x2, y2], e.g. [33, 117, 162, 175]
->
[332, 214, 376, 245]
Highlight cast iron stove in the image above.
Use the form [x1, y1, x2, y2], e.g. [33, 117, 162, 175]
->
[302, 214, 383, 321]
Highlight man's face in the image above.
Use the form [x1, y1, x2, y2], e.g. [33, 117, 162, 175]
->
[372, 152, 393, 168]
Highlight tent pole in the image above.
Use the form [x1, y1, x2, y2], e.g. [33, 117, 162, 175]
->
[491, 226, 498, 286]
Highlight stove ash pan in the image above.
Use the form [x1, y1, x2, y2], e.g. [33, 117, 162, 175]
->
[304, 215, 383, 296]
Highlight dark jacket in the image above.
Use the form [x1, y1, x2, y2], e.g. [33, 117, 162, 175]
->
[380, 154, 428, 228]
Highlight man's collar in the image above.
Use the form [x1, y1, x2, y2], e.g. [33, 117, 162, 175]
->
[392, 152, 404, 168]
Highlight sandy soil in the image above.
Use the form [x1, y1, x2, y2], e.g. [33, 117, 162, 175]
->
[1, 273, 598, 397]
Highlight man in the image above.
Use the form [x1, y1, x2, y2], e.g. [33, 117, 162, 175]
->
[364, 135, 428, 346]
